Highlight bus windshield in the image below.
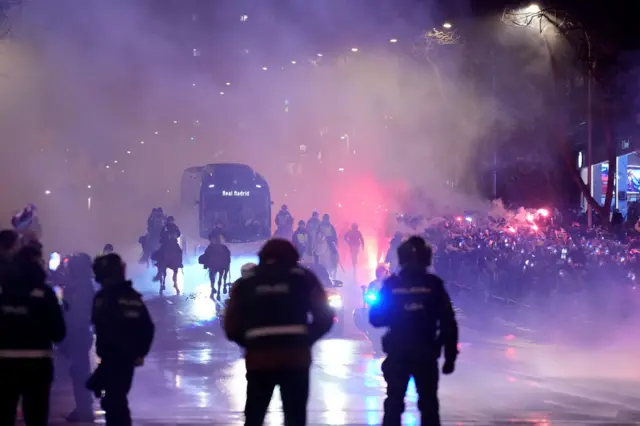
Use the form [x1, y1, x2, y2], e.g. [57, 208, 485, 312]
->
[202, 191, 270, 242]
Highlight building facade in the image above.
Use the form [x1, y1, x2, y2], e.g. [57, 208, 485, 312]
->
[580, 50, 640, 214]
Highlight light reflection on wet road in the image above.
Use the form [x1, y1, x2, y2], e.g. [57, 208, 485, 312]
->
[59, 338, 640, 425]
[44, 250, 640, 425]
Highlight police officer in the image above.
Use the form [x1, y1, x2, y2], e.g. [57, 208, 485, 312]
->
[224, 239, 334, 426]
[58, 253, 96, 422]
[0, 243, 66, 425]
[87, 253, 155, 426]
[292, 220, 310, 260]
[369, 236, 458, 426]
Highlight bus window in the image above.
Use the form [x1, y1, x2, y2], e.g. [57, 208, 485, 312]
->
[201, 192, 270, 242]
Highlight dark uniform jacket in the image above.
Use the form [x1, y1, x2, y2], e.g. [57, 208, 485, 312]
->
[0, 262, 66, 358]
[91, 282, 155, 363]
[292, 229, 310, 253]
[224, 264, 333, 370]
[369, 268, 458, 362]
[59, 278, 95, 355]
[198, 243, 231, 271]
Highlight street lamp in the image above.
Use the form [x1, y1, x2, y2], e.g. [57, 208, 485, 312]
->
[443, 22, 452, 29]
[524, 4, 541, 13]
[503, 6, 594, 228]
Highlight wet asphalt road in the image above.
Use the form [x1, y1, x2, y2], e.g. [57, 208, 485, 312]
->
[35, 254, 640, 425]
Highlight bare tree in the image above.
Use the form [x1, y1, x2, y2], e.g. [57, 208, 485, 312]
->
[413, 27, 461, 105]
[503, 7, 616, 225]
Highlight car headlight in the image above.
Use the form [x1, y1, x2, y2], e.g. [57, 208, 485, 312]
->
[328, 294, 342, 309]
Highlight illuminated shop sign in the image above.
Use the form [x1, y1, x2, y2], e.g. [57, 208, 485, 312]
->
[222, 190, 250, 197]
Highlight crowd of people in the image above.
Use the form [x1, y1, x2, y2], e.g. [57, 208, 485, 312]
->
[6, 199, 639, 425]
[0, 225, 154, 426]
[276, 203, 638, 313]
[0, 200, 463, 426]
[412, 210, 637, 309]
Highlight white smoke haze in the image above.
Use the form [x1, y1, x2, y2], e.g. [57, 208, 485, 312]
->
[0, 0, 581, 251]
[519, 310, 640, 382]
[1, 0, 636, 386]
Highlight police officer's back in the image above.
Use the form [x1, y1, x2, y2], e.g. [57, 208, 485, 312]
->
[369, 236, 458, 426]
[88, 253, 155, 426]
[224, 238, 334, 426]
[0, 243, 66, 425]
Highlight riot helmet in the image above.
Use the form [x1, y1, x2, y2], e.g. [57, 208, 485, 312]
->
[397, 236, 432, 268]
[281, 204, 288, 211]
[351, 223, 358, 230]
[322, 214, 330, 222]
[258, 238, 299, 267]
[311, 211, 319, 218]
[93, 253, 126, 285]
[103, 244, 114, 254]
[298, 220, 305, 227]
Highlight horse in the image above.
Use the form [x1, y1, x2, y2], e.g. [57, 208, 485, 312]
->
[198, 242, 232, 301]
[315, 234, 339, 279]
[139, 231, 162, 267]
[151, 240, 183, 296]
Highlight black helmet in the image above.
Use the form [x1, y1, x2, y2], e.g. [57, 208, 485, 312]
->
[397, 236, 432, 268]
[93, 253, 125, 284]
[312, 211, 319, 217]
[281, 204, 288, 210]
[298, 220, 305, 226]
[351, 223, 358, 230]
[167, 216, 175, 222]
[323, 214, 330, 221]
[103, 244, 114, 254]
[258, 238, 299, 266]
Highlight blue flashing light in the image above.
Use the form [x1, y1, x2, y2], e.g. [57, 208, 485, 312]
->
[366, 291, 378, 304]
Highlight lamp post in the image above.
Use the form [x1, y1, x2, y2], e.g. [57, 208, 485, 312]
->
[585, 32, 593, 229]
[503, 4, 594, 227]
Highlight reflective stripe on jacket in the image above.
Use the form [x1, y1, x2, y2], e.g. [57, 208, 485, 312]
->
[0, 349, 53, 358]
[245, 324, 308, 339]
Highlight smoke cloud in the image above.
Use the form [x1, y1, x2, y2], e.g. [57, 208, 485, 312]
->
[1, 0, 576, 252]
